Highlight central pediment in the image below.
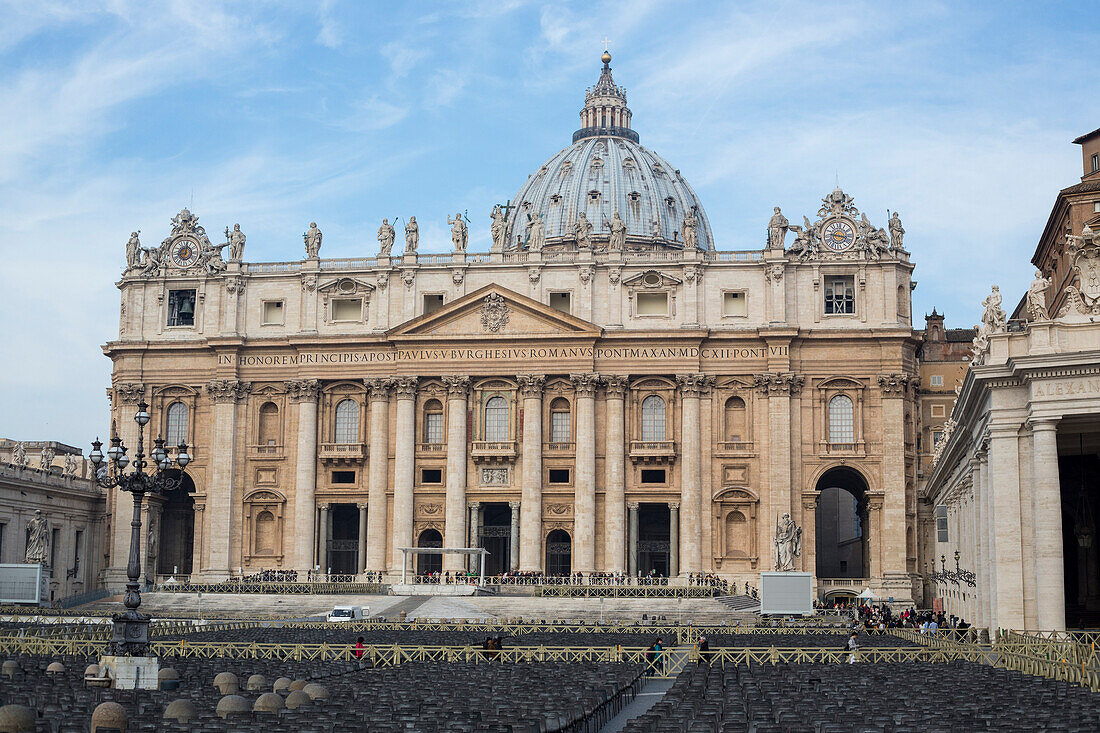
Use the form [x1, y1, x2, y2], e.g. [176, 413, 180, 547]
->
[388, 284, 602, 340]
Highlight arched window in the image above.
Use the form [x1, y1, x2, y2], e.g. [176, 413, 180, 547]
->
[166, 402, 188, 446]
[828, 395, 854, 443]
[484, 396, 509, 442]
[258, 402, 280, 446]
[723, 396, 747, 442]
[255, 511, 275, 554]
[423, 399, 444, 444]
[549, 397, 571, 443]
[335, 399, 359, 443]
[641, 395, 666, 441]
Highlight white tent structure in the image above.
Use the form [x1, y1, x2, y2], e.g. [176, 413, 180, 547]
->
[857, 588, 879, 601]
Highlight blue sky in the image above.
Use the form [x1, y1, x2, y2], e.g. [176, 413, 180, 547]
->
[1, 0, 1098, 446]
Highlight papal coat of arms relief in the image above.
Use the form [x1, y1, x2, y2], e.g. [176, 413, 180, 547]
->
[480, 293, 510, 332]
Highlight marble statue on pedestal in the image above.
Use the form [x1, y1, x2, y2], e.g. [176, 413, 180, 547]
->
[606, 210, 626, 252]
[25, 511, 48, 565]
[378, 219, 395, 256]
[490, 206, 507, 253]
[448, 213, 467, 252]
[682, 206, 699, 249]
[888, 212, 905, 250]
[774, 513, 802, 571]
[573, 212, 593, 249]
[404, 217, 419, 253]
[768, 207, 789, 249]
[1026, 271, 1052, 321]
[12, 442, 26, 466]
[39, 447, 55, 470]
[526, 212, 545, 252]
[226, 224, 246, 262]
[125, 232, 142, 271]
[981, 286, 1006, 333]
[304, 222, 323, 259]
[63, 453, 78, 478]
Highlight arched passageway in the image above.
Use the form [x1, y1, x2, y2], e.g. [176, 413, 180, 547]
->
[545, 529, 571, 576]
[815, 467, 869, 578]
[416, 529, 443, 576]
[157, 471, 195, 575]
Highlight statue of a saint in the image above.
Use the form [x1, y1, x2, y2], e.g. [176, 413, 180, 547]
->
[125, 232, 142, 270]
[404, 216, 419, 253]
[448, 212, 467, 252]
[490, 205, 507, 253]
[377, 218, 395, 256]
[25, 511, 48, 565]
[140, 245, 164, 275]
[39, 447, 55, 470]
[199, 240, 228, 275]
[971, 323, 989, 362]
[12, 442, 26, 466]
[768, 207, 789, 249]
[526, 211, 545, 252]
[606, 210, 626, 251]
[774, 512, 802, 571]
[1026, 270, 1052, 321]
[681, 207, 699, 250]
[63, 453, 78, 478]
[573, 212, 593, 249]
[888, 212, 904, 250]
[227, 224, 246, 262]
[981, 285, 1006, 333]
[303, 222, 323, 259]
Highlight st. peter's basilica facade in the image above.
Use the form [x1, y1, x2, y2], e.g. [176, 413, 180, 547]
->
[104, 53, 921, 603]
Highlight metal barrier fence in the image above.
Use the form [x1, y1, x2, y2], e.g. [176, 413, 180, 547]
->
[535, 585, 721, 598]
[153, 580, 386, 595]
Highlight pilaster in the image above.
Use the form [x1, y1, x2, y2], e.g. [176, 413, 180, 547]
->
[286, 378, 320, 573]
[571, 373, 599, 573]
[517, 374, 546, 571]
[364, 378, 393, 571]
[391, 377, 417, 572]
[602, 375, 628, 572]
[442, 375, 470, 572]
[204, 379, 251, 579]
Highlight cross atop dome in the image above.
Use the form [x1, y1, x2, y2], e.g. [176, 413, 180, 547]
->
[574, 51, 637, 144]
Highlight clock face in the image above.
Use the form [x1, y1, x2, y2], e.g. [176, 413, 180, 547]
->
[170, 238, 200, 268]
[822, 220, 855, 251]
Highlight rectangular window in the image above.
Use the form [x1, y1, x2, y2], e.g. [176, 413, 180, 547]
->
[423, 293, 445, 315]
[932, 430, 943, 447]
[641, 468, 666, 484]
[550, 410, 571, 443]
[936, 505, 949, 542]
[262, 300, 285, 325]
[824, 276, 855, 315]
[930, 375, 944, 387]
[425, 412, 443, 444]
[1093, 153, 1099, 173]
[549, 291, 571, 315]
[73, 529, 83, 574]
[1094, 202, 1100, 214]
[167, 289, 196, 326]
[50, 528, 59, 570]
[331, 298, 362, 322]
[636, 291, 669, 316]
[931, 404, 945, 418]
[421, 468, 443, 485]
[548, 468, 571, 484]
[722, 291, 747, 317]
[331, 470, 356, 484]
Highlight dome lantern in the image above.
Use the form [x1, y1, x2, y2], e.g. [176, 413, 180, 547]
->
[574, 52, 637, 144]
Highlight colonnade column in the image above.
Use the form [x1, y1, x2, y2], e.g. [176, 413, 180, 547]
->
[1031, 418, 1066, 630]
[391, 378, 417, 572]
[627, 502, 639, 577]
[603, 376, 628, 573]
[572, 373, 598, 573]
[356, 503, 368, 573]
[668, 502, 679, 578]
[365, 378, 393, 571]
[205, 379, 251, 579]
[318, 503, 331, 574]
[517, 375, 546, 571]
[442, 376, 470, 573]
[509, 501, 521, 572]
[977, 441, 995, 631]
[989, 425, 1025, 629]
[287, 379, 321, 574]
[468, 501, 481, 571]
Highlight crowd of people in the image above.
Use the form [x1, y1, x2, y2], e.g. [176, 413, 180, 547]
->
[408, 570, 733, 588]
[843, 602, 976, 641]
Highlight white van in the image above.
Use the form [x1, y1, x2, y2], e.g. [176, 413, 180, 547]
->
[326, 605, 365, 622]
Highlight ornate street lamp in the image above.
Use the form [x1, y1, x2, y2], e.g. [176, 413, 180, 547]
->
[89, 400, 190, 656]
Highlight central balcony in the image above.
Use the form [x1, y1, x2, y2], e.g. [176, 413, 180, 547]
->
[629, 440, 677, 464]
[318, 442, 366, 464]
[470, 440, 518, 464]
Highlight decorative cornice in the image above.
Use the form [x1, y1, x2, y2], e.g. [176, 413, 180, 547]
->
[442, 375, 471, 397]
[365, 378, 395, 400]
[115, 383, 145, 405]
[570, 372, 600, 397]
[206, 379, 252, 403]
[753, 372, 804, 396]
[601, 374, 629, 397]
[283, 379, 321, 403]
[516, 374, 546, 398]
[393, 376, 418, 399]
[877, 373, 913, 395]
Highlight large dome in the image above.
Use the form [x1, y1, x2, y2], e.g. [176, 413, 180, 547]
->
[503, 54, 714, 251]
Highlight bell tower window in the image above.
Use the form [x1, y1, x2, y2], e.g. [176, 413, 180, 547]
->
[167, 289, 196, 327]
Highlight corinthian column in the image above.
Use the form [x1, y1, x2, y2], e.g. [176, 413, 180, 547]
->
[205, 379, 251, 579]
[603, 376, 628, 573]
[571, 373, 599, 573]
[676, 373, 713, 574]
[442, 376, 470, 572]
[509, 500, 521, 571]
[517, 374, 546, 571]
[286, 379, 320, 574]
[391, 377, 417, 572]
[365, 378, 393, 571]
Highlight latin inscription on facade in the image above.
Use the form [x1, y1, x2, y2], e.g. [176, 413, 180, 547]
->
[1032, 378, 1100, 398]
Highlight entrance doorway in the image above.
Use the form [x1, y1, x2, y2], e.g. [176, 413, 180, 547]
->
[545, 529, 571, 575]
[638, 503, 671, 577]
[1060, 429, 1100, 627]
[327, 504, 359, 575]
[157, 471, 195, 575]
[417, 529, 443, 576]
[479, 503, 512, 575]
[815, 467, 869, 578]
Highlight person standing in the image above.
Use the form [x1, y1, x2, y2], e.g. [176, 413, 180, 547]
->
[847, 632, 860, 664]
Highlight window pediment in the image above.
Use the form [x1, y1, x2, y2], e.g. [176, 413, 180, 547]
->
[245, 489, 285, 503]
[622, 270, 682, 288]
[317, 277, 375, 297]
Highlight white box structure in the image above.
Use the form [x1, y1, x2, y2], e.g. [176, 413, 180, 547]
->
[0, 564, 47, 605]
[760, 572, 813, 615]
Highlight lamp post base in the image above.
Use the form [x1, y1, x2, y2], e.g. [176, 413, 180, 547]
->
[99, 655, 159, 690]
[111, 611, 150, 656]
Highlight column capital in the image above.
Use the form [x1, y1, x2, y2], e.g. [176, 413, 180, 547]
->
[509, 500, 521, 510]
[206, 379, 252, 403]
[393, 376, 418, 399]
[626, 501, 640, 511]
[516, 374, 546, 397]
[877, 373, 914, 396]
[1029, 417, 1060, 431]
[668, 501, 680, 511]
[115, 383, 146, 405]
[676, 373, 716, 398]
[570, 373, 600, 397]
[468, 501, 481, 510]
[357, 502, 369, 510]
[601, 375, 629, 397]
[442, 375, 470, 396]
[194, 503, 206, 513]
[319, 503, 331, 511]
[365, 377, 395, 400]
[753, 372, 804, 396]
[284, 379, 321, 403]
